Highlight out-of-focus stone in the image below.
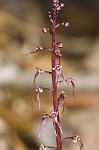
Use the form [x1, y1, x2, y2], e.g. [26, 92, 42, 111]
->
[84, 38, 99, 72]
[68, 108, 99, 150]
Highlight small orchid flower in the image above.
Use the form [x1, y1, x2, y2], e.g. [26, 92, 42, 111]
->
[33, 68, 44, 87]
[56, 42, 63, 48]
[55, 22, 69, 29]
[34, 87, 43, 110]
[39, 110, 63, 139]
[24, 45, 51, 57]
[57, 91, 66, 113]
[48, 11, 53, 23]
[66, 77, 75, 100]
[39, 144, 56, 150]
[42, 27, 50, 33]
[51, 110, 63, 139]
[52, 64, 65, 84]
[63, 135, 84, 150]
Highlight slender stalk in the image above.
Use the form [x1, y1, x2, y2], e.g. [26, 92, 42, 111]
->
[51, 1, 62, 149]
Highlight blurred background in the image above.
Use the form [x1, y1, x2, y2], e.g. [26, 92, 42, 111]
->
[0, 0, 99, 149]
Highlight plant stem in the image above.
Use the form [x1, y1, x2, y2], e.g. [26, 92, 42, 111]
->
[51, 2, 62, 150]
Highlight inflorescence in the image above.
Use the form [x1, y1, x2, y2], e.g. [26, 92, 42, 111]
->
[27, 0, 84, 149]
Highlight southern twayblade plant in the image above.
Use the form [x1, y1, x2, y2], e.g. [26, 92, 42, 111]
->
[27, 0, 84, 150]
